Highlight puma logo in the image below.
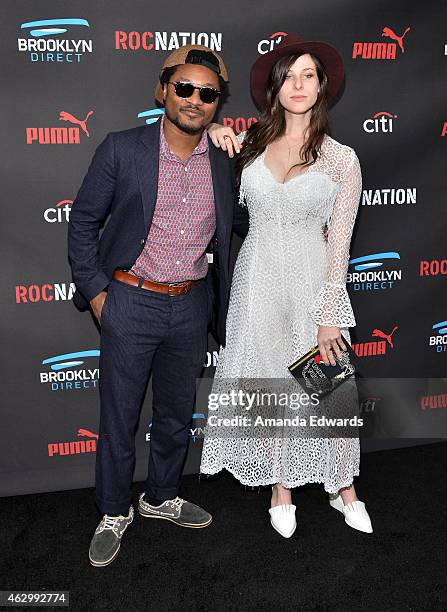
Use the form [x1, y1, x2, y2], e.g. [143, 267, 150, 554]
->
[371, 326, 399, 348]
[382, 27, 411, 54]
[78, 428, 98, 439]
[59, 110, 94, 137]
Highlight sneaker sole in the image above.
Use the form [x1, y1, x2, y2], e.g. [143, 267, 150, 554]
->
[89, 543, 121, 567]
[138, 510, 212, 528]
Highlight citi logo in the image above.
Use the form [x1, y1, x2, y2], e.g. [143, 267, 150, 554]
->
[419, 259, 447, 277]
[115, 31, 222, 52]
[138, 108, 165, 125]
[26, 110, 93, 144]
[347, 252, 402, 290]
[48, 428, 98, 457]
[40, 350, 100, 391]
[15, 281, 76, 303]
[429, 321, 447, 352]
[258, 31, 288, 55]
[18, 18, 93, 63]
[359, 397, 380, 413]
[352, 326, 398, 357]
[362, 187, 416, 206]
[44, 199, 73, 223]
[363, 111, 396, 133]
[441, 122, 447, 137]
[223, 116, 258, 134]
[352, 26, 411, 60]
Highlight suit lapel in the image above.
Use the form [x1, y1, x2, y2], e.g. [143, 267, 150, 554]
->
[134, 121, 161, 230]
[208, 136, 231, 245]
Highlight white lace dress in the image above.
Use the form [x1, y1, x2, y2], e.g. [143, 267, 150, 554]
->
[200, 133, 362, 493]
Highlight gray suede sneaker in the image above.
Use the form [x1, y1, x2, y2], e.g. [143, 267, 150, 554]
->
[138, 493, 212, 528]
[88, 506, 134, 567]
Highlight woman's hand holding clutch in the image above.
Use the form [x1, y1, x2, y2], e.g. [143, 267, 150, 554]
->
[317, 326, 346, 366]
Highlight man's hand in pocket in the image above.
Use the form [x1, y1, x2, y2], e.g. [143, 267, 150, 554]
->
[90, 291, 108, 324]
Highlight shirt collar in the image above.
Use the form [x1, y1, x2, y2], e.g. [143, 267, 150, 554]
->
[159, 114, 209, 161]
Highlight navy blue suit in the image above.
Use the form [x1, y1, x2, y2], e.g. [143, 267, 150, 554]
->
[68, 121, 248, 347]
[68, 121, 248, 514]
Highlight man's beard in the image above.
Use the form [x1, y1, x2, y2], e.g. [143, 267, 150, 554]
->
[165, 107, 206, 135]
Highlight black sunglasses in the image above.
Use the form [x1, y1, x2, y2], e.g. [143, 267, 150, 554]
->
[169, 81, 221, 104]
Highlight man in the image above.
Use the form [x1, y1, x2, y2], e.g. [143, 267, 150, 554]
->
[68, 45, 248, 567]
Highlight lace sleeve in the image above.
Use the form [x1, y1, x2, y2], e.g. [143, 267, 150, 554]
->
[309, 149, 362, 328]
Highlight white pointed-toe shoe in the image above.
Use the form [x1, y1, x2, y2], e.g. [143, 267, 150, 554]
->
[269, 504, 297, 538]
[329, 494, 373, 533]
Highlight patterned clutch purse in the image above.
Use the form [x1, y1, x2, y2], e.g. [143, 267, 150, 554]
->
[288, 335, 358, 397]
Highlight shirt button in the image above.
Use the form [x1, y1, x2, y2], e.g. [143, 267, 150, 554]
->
[180, 230, 184, 235]
[184, 167, 188, 172]
[182, 198, 186, 203]
[176, 260, 180, 265]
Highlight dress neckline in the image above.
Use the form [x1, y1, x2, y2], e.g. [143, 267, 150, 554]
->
[261, 135, 326, 185]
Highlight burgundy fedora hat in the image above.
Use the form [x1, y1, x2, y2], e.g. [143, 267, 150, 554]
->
[250, 33, 345, 110]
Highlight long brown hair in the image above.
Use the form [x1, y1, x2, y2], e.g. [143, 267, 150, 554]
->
[236, 53, 330, 185]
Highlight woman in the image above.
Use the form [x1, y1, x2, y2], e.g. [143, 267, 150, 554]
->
[200, 34, 372, 537]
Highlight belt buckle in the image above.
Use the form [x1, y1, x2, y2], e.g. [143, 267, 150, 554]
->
[168, 283, 177, 296]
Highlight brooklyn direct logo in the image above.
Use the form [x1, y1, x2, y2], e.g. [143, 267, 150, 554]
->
[347, 252, 402, 291]
[361, 187, 416, 206]
[352, 26, 411, 60]
[257, 31, 287, 55]
[26, 110, 94, 144]
[115, 30, 222, 51]
[138, 108, 165, 125]
[351, 326, 399, 357]
[145, 413, 206, 443]
[429, 321, 447, 353]
[48, 428, 98, 457]
[40, 350, 100, 391]
[18, 18, 93, 63]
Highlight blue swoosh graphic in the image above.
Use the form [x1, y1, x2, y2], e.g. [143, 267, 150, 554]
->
[50, 360, 84, 371]
[349, 251, 400, 271]
[42, 349, 100, 366]
[432, 321, 447, 334]
[30, 28, 67, 36]
[192, 413, 206, 420]
[138, 109, 165, 125]
[21, 18, 90, 37]
[354, 262, 383, 271]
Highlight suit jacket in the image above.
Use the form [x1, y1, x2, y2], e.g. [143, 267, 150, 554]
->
[67, 120, 249, 347]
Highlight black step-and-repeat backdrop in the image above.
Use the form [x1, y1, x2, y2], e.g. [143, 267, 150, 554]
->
[2, 1, 446, 496]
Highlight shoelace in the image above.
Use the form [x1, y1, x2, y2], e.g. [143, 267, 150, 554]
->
[98, 513, 130, 534]
[166, 497, 185, 511]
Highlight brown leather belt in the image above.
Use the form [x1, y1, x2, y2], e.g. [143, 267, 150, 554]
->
[113, 270, 201, 296]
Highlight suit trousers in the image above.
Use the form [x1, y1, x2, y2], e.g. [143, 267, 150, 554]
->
[95, 276, 209, 515]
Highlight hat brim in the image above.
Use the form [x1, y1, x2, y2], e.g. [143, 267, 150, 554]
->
[250, 40, 344, 110]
